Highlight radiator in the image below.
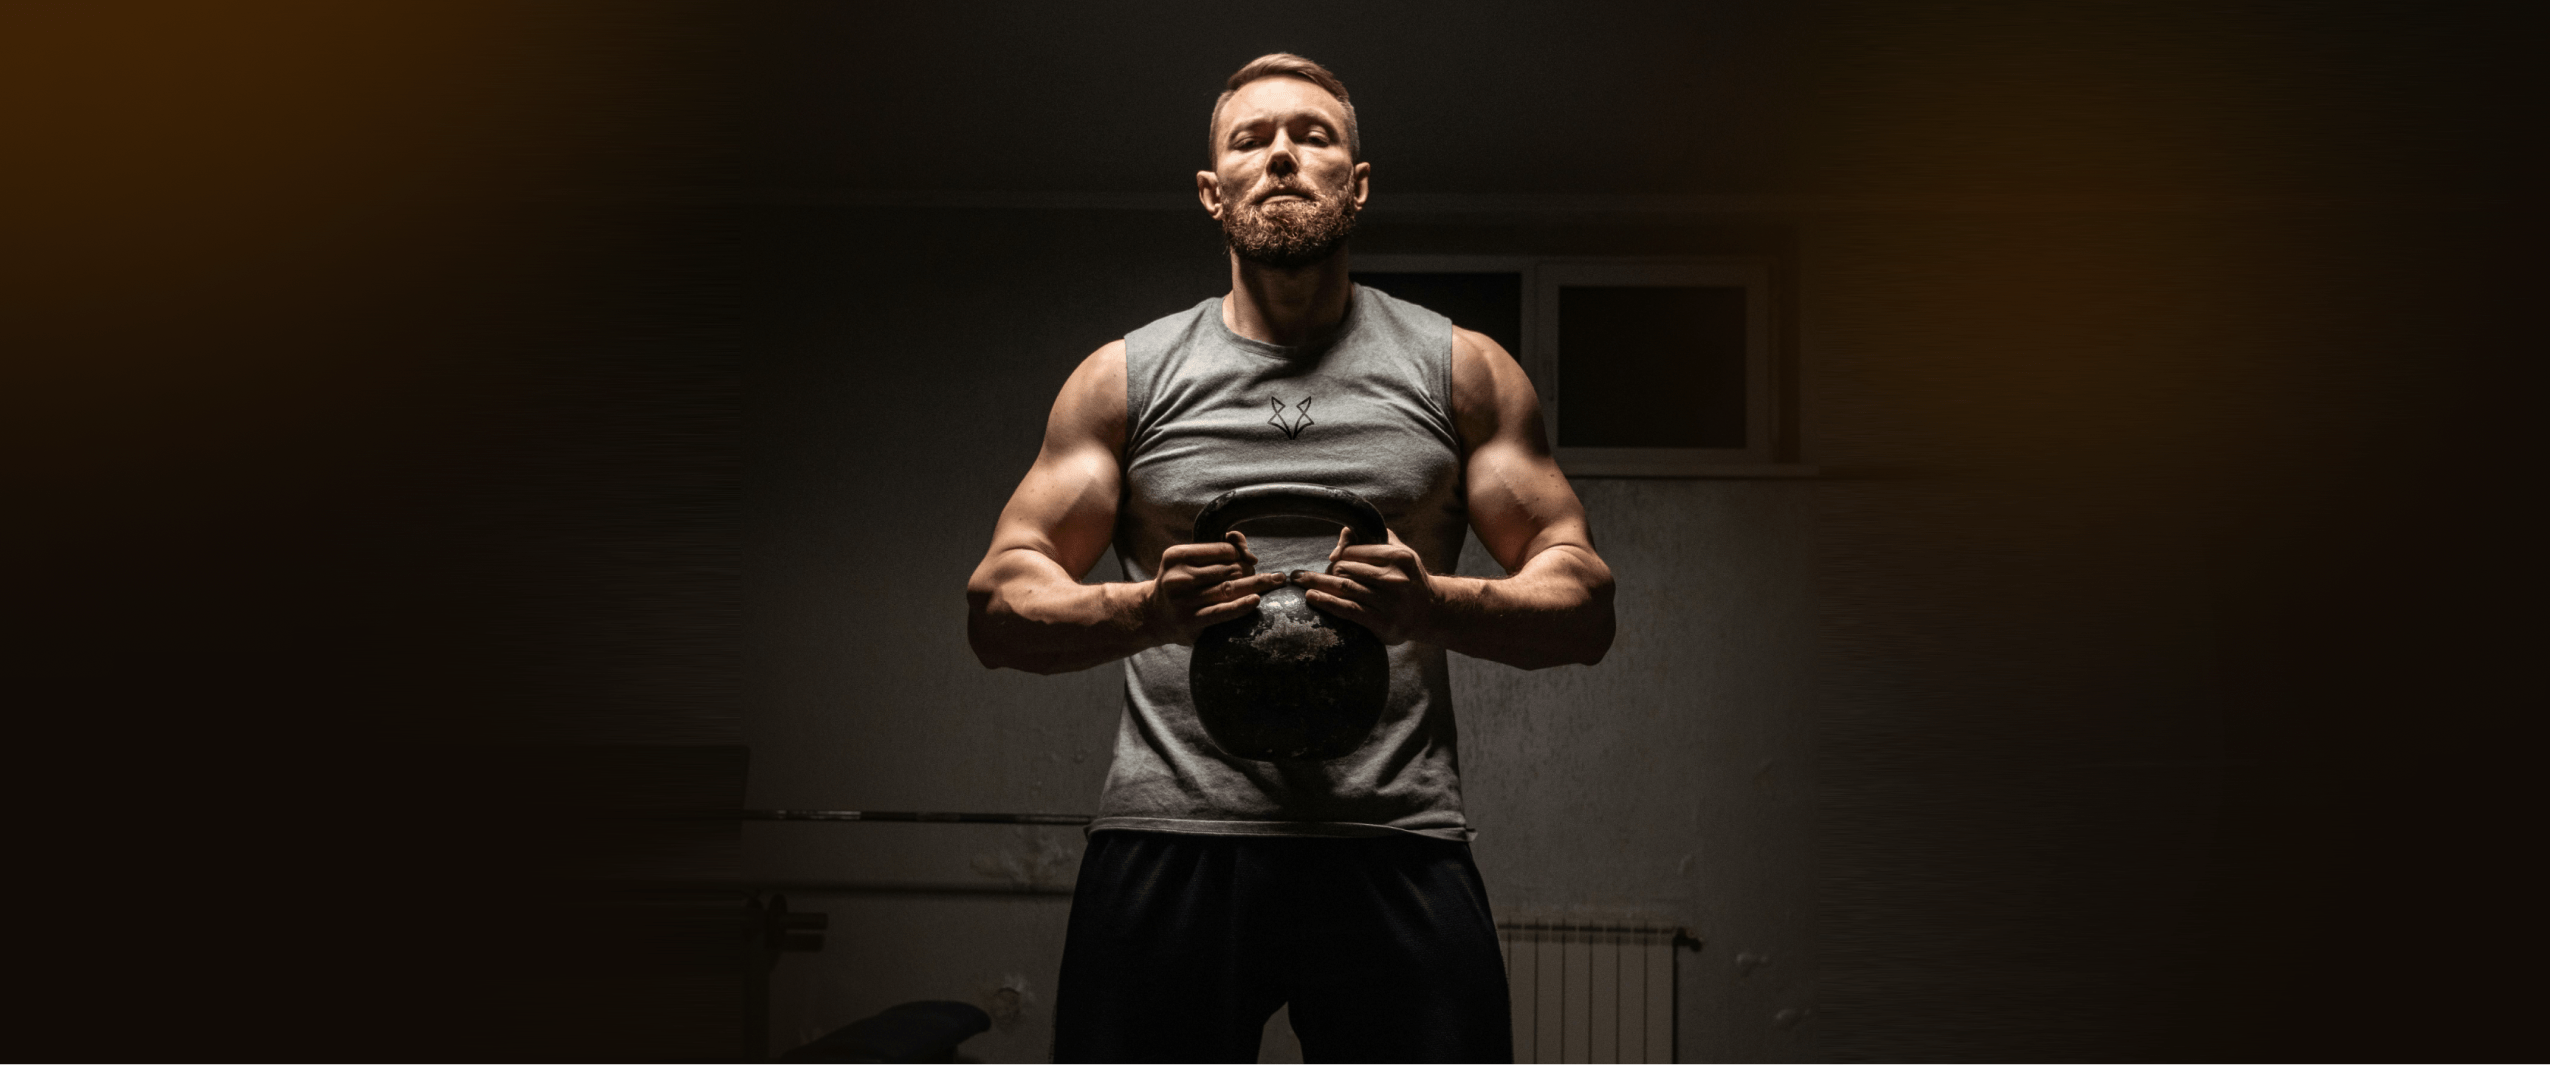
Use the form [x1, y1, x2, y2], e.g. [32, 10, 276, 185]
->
[1498, 921, 1696, 1064]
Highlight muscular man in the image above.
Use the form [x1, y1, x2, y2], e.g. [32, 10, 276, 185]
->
[965, 53, 1615, 1062]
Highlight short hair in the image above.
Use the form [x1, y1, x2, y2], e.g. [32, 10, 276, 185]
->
[1206, 53, 1361, 162]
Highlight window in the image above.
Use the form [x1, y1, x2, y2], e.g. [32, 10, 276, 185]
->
[1351, 256, 1793, 476]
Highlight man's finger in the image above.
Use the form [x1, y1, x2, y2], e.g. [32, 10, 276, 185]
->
[1171, 563, 1246, 587]
[1164, 539, 1240, 558]
[1223, 531, 1259, 571]
[1163, 543, 1243, 567]
[1334, 544, 1414, 566]
[1193, 594, 1261, 624]
[1302, 588, 1376, 624]
[1326, 560, 1403, 584]
[1200, 572, 1289, 600]
[1290, 570, 1368, 598]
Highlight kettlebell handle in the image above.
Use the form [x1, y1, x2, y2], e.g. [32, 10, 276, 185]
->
[1191, 484, 1388, 546]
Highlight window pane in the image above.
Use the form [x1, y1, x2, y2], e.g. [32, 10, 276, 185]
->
[1351, 272, 1524, 360]
[1558, 286, 1746, 449]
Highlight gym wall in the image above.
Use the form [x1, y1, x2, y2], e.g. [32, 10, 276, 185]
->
[743, 205, 1823, 1062]
[736, 2, 2540, 1060]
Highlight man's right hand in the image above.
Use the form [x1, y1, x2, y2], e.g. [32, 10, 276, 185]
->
[971, 342, 1295, 673]
[1146, 531, 1290, 645]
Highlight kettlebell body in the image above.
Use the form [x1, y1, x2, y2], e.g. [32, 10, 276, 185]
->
[1186, 484, 1392, 762]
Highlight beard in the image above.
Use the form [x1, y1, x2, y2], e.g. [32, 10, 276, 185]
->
[1219, 178, 1358, 269]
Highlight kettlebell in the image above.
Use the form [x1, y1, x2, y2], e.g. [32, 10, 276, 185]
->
[1186, 483, 1392, 762]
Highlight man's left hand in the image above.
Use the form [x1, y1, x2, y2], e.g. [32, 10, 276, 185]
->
[1291, 528, 1442, 646]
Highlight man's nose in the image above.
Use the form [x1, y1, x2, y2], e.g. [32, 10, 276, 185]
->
[1264, 129, 1299, 175]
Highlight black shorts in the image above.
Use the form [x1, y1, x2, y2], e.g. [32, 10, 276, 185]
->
[1051, 830, 1513, 1063]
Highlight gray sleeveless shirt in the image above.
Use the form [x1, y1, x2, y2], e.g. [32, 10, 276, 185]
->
[1094, 285, 1473, 841]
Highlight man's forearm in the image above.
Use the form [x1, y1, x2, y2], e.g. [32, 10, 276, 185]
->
[967, 555, 1161, 674]
[1423, 545, 1615, 669]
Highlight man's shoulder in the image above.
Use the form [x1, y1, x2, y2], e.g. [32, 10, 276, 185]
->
[1124, 297, 1224, 357]
[1348, 282, 1455, 335]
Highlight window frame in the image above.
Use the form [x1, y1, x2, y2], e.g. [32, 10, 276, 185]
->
[1352, 254, 1796, 477]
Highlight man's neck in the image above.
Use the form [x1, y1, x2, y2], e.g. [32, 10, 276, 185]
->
[1221, 250, 1352, 347]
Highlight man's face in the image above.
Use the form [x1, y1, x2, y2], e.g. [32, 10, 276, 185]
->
[1198, 76, 1371, 270]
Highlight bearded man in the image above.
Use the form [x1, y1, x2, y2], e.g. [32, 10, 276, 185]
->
[964, 53, 1617, 1062]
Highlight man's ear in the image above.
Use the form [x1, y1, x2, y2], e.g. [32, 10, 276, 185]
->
[1349, 161, 1371, 211]
[1196, 170, 1224, 219]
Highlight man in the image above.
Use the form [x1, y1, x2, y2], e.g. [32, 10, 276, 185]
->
[965, 53, 1615, 1062]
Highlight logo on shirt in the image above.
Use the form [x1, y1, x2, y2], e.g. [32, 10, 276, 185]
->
[1267, 396, 1316, 439]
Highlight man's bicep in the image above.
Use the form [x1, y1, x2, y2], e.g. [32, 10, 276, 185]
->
[983, 342, 1129, 580]
[991, 446, 1121, 578]
[1452, 328, 1593, 573]
[1466, 437, 1595, 574]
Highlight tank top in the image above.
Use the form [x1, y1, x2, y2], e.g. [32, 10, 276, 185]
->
[1095, 285, 1473, 841]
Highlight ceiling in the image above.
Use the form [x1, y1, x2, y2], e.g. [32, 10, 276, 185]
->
[741, 0, 2536, 201]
